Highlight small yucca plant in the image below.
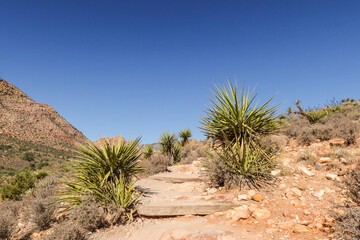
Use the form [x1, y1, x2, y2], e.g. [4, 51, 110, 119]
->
[172, 142, 183, 163]
[199, 81, 279, 146]
[179, 128, 192, 146]
[159, 131, 177, 157]
[143, 145, 154, 160]
[59, 137, 144, 214]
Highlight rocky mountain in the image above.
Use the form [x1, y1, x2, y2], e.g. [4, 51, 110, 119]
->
[0, 79, 88, 148]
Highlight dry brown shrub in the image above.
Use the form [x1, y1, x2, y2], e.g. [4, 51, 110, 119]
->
[335, 207, 360, 240]
[181, 140, 209, 164]
[259, 134, 288, 153]
[0, 201, 21, 239]
[297, 150, 317, 166]
[45, 222, 87, 240]
[140, 153, 171, 176]
[282, 112, 359, 145]
[202, 157, 237, 188]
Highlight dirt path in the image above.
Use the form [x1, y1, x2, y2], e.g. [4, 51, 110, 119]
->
[91, 141, 354, 240]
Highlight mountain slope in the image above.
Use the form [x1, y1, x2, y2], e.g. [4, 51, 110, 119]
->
[0, 79, 88, 148]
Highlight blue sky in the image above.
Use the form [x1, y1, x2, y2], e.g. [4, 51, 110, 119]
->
[1, 0, 359, 144]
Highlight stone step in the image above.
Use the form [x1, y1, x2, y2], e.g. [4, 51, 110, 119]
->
[149, 172, 201, 183]
[137, 200, 239, 217]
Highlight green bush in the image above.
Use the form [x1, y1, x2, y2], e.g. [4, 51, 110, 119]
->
[0, 170, 35, 200]
[199, 81, 279, 145]
[59, 138, 143, 218]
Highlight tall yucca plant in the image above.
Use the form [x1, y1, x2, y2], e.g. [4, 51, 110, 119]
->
[59, 137, 144, 212]
[199, 81, 279, 146]
[159, 131, 177, 157]
[179, 128, 192, 146]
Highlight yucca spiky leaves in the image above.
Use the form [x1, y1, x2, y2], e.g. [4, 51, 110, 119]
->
[59, 137, 143, 212]
[199, 81, 279, 146]
[159, 131, 177, 157]
[179, 128, 192, 145]
[205, 133, 275, 189]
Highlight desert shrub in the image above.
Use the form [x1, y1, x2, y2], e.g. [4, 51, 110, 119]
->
[282, 111, 359, 145]
[179, 128, 192, 145]
[259, 134, 288, 153]
[181, 140, 210, 164]
[142, 145, 154, 160]
[67, 201, 109, 231]
[297, 150, 317, 166]
[30, 198, 55, 230]
[344, 165, 360, 205]
[334, 207, 360, 240]
[0, 201, 20, 240]
[59, 138, 143, 218]
[199, 81, 279, 145]
[141, 153, 171, 176]
[22, 152, 35, 162]
[202, 156, 235, 188]
[45, 222, 87, 240]
[0, 170, 35, 200]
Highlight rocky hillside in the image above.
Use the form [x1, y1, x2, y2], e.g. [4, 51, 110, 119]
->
[0, 79, 88, 148]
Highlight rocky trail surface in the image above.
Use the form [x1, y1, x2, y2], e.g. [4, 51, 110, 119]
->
[91, 140, 355, 240]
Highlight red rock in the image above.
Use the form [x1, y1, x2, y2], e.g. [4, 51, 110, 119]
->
[252, 208, 271, 220]
[285, 187, 302, 199]
[231, 205, 251, 221]
[293, 224, 310, 233]
[252, 194, 264, 202]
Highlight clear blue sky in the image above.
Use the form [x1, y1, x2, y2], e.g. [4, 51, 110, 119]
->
[1, 0, 359, 144]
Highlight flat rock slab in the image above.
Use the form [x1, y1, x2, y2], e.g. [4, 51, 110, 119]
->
[149, 172, 201, 183]
[137, 200, 239, 217]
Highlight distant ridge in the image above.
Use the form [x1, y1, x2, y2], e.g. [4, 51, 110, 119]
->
[0, 79, 88, 148]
